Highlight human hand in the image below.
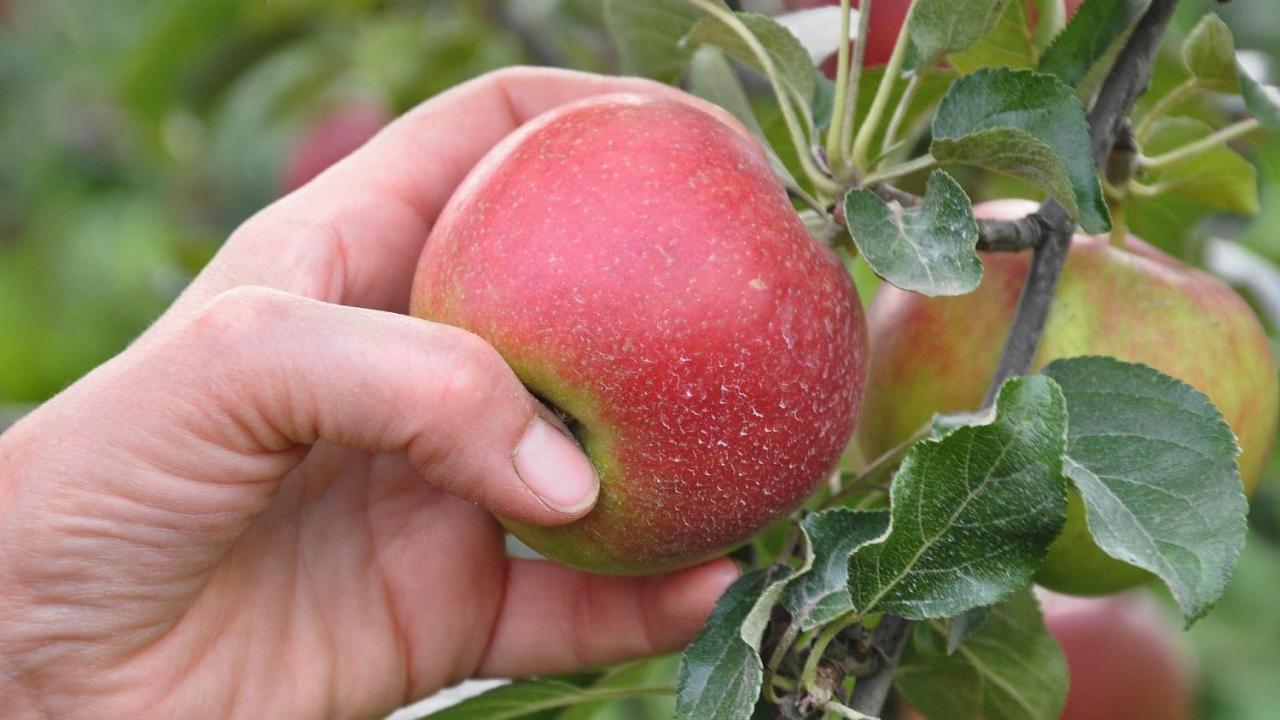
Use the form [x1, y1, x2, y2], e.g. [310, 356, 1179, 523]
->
[0, 68, 742, 720]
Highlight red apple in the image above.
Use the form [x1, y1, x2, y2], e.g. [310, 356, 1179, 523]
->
[411, 95, 868, 574]
[1041, 591, 1196, 720]
[856, 200, 1279, 595]
[279, 101, 390, 194]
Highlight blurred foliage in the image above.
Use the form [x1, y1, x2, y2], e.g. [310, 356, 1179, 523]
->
[2, 1, 1280, 718]
[0, 0, 608, 402]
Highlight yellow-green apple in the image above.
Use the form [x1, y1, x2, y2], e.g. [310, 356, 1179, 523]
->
[412, 94, 868, 574]
[857, 199, 1279, 595]
[280, 100, 389, 194]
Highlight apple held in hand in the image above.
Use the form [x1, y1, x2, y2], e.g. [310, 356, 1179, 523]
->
[857, 200, 1279, 595]
[412, 94, 868, 574]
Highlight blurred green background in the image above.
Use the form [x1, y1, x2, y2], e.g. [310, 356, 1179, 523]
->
[2, 1, 1278, 718]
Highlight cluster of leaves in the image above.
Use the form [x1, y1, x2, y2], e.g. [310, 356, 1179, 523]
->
[427, 2, 1277, 718]
[434, 357, 1245, 720]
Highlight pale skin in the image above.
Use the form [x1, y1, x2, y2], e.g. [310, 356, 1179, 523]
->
[0, 68, 743, 720]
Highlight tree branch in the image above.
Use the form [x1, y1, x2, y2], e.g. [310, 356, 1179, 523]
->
[977, 216, 1049, 252]
[983, 0, 1179, 404]
[867, 184, 1062, 253]
[848, 615, 910, 715]
[1086, 0, 1181, 170]
[851, 1, 1182, 712]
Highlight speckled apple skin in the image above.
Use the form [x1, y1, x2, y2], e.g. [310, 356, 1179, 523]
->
[858, 200, 1279, 595]
[411, 95, 868, 575]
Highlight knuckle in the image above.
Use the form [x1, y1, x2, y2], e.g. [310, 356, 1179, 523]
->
[484, 64, 540, 86]
[431, 327, 515, 413]
[185, 286, 290, 353]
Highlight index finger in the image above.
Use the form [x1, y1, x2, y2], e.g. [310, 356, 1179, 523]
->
[167, 67, 758, 320]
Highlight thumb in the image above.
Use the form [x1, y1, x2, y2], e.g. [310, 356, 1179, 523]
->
[1, 286, 597, 603]
[154, 285, 600, 522]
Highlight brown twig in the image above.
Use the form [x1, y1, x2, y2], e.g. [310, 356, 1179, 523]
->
[867, 183, 1062, 253]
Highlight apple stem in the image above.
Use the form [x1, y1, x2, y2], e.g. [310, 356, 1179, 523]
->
[764, 620, 805, 701]
[824, 700, 877, 719]
[879, 71, 921, 159]
[859, 152, 936, 185]
[824, 0, 857, 170]
[1134, 77, 1199, 142]
[828, 0, 873, 179]
[800, 611, 860, 693]
[1109, 202, 1129, 248]
[838, 0, 874, 174]
[849, 1, 912, 172]
[1139, 117, 1261, 171]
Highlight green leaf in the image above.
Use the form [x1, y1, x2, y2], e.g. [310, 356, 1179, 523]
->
[603, 0, 702, 81]
[418, 679, 674, 720]
[1124, 185, 1211, 256]
[844, 170, 982, 296]
[1238, 62, 1280, 133]
[946, 605, 992, 655]
[932, 127, 1077, 219]
[1143, 117, 1258, 215]
[674, 566, 791, 720]
[781, 509, 890, 631]
[1183, 14, 1238, 92]
[1042, 357, 1249, 624]
[688, 45, 766, 139]
[557, 657, 680, 720]
[1030, 0, 1065, 51]
[849, 66, 956, 157]
[686, 12, 816, 106]
[1038, 0, 1150, 90]
[848, 375, 1069, 619]
[906, 0, 1013, 70]
[687, 46, 807, 196]
[932, 67, 1109, 234]
[897, 588, 1069, 720]
[949, 0, 1039, 74]
[812, 69, 837, 132]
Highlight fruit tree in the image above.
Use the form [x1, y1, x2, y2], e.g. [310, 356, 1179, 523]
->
[404, 1, 1280, 718]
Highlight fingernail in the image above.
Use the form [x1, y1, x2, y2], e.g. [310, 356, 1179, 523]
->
[514, 417, 598, 515]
